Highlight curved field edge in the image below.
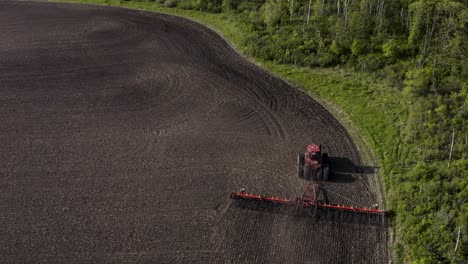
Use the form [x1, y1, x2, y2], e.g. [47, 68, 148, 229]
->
[50, 0, 399, 257]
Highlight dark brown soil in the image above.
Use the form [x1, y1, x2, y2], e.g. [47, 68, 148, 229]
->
[0, 1, 388, 263]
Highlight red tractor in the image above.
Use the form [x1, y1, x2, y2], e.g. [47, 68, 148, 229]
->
[297, 144, 330, 181]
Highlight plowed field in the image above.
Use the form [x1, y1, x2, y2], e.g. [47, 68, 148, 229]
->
[0, 1, 388, 263]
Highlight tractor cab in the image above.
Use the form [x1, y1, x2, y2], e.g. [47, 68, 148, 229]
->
[298, 144, 330, 181]
[306, 144, 322, 164]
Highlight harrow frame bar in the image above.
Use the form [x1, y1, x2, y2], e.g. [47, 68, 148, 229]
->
[230, 182, 387, 216]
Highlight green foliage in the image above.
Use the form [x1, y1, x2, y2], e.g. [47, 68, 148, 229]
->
[351, 39, 365, 57]
[198, 0, 222, 13]
[382, 39, 406, 60]
[357, 53, 385, 72]
[176, 0, 199, 9]
[261, 0, 284, 27]
[163, 0, 178, 8]
[404, 67, 432, 97]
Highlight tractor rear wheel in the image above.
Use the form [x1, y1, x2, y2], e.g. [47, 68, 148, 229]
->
[298, 153, 305, 166]
[297, 164, 304, 179]
[303, 164, 311, 180]
[322, 153, 329, 164]
[323, 166, 330, 181]
[316, 167, 323, 181]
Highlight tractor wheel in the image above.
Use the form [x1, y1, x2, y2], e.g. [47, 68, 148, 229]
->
[303, 164, 311, 180]
[316, 167, 323, 181]
[323, 166, 330, 181]
[297, 153, 305, 179]
[322, 153, 329, 164]
[297, 153, 305, 166]
[297, 164, 304, 179]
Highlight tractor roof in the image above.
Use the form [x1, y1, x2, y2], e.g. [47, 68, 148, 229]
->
[307, 144, 321, 153]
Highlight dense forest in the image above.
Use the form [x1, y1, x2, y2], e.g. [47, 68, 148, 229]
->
[152, 0, 467, 263]
[73, 0, 467, 262]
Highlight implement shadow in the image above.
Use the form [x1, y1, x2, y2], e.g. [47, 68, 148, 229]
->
[229, 199, 388, 227]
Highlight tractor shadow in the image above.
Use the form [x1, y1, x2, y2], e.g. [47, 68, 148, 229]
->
[329, 157, 377, 183]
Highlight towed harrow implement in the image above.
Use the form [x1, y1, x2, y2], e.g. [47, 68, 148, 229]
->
[230, 182, 389, 225]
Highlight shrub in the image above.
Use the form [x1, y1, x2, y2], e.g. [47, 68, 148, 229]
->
[357, 53, 385, 72]
[164, 0, 178, 8]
